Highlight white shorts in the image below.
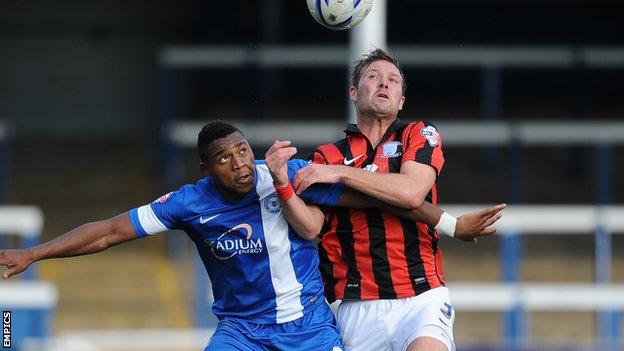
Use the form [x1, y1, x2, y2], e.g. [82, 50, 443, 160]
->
[336, 287, 455, 351]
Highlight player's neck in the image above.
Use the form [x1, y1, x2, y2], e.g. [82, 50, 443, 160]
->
[357, 115, 396, 147]
[216, 185, 247, 202]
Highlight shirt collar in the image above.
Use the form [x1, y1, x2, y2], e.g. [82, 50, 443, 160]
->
[344, 118, 408, 137]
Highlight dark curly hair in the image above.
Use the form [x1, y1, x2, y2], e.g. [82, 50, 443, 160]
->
[197, 120, 243, 163]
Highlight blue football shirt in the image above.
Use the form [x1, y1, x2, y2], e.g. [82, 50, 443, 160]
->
[129, 159, 343, 324]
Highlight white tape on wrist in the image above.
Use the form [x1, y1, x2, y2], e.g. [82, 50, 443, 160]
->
[435, 212, 457, 237]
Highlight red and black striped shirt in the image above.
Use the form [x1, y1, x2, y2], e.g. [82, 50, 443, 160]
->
[312, 119, 445, 302]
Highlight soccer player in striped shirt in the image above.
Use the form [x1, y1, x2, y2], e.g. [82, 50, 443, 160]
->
[292, 49, 505, 351]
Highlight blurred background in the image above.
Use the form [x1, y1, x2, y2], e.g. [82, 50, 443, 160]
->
[1, 0, 623, 350]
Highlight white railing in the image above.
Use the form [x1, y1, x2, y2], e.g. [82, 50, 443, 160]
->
[0, 205, 44, 237]
[443, 205, 624, 234]
[164, 119, 624, 147]
[0, 281, 58, 309]
[158, 45, 624, 68]
[450, 283, 624, 311]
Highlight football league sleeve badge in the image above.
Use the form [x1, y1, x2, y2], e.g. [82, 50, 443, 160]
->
[420, 126, 440, 147]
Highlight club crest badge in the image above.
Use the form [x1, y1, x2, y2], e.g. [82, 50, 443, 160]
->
[264, 194, 282, 214]
[380, 141, 402, 158]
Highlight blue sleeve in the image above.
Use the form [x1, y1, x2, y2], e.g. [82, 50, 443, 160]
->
[128, 188, 188, 238]
[287, 159, 344, 207]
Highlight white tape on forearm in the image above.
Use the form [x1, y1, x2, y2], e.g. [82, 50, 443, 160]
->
[435, 212, 457, 237]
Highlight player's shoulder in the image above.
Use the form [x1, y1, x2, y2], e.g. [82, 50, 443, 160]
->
[315, 138, 347, 153]
[406, 119, 439, 130]
[311, 139, 348, 165]
[166, 178, 222, 206]
[404, 120, 442, 137]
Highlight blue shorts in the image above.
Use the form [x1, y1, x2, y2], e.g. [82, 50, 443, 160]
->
[204, 301, 343, 351]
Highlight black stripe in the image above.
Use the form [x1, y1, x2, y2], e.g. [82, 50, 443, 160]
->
[388, 123, 409, 172]
[429, 225, 439, 255]
[414, 142, 434, 165]
[426, 189, 440, 271]
[317, 242, 337, 303]
[388, 148, 403, 172]
[335, 138, 353, 160]
[414, 121, 439, 165]
[400, 217, 431, 295]
[365, 209, 397, 299]
[336, 208, 361, 299]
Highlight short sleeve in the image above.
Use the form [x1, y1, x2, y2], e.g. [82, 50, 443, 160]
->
[401, 121, 445, 176]
[310, 150, 329, 165]
[128, 188, 186, 238]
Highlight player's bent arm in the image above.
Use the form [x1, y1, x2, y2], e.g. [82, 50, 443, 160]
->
[295, 161, 435, 209]
[339, 161, 435, 209]
[0, 212, 137, 279]
[278, 186, 324, 240]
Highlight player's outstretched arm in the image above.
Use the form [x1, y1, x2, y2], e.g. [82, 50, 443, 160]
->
[338, 190, 506, 242]
[0, 212, 137, 279]
[265, 140, 324, 240]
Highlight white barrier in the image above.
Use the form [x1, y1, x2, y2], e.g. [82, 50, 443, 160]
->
[0, 281, 58, 309]
[0, 206, 44, 237]
[443, 205, 624, 234]
[164, 120, 624, 147]
[159, 45, 624, 68]
[450, 283, 624, 312]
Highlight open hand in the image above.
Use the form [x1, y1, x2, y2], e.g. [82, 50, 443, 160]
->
[293, 164, 344, 194]
[0, 249, 33, 279]
[265, 140, 297, 186]
[455, 203, 506, 243]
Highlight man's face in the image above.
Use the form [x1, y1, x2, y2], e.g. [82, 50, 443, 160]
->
[350, 59, 405, 118]
[202, 132, 255, 199]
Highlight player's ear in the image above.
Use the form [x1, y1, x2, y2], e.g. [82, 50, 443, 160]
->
[398, 96, 405, 110]
[349, 85, 357, 102]
[200, 162, 210, 176]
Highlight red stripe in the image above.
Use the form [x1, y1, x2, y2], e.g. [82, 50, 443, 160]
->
[374, 132, 394, 173]
[321, 215, 348, 299]
[429, 184, 446, 284]
[429, 140, 445, 174]
[350, 208, 378, 299]
[347, 135, 368, 167]
[315, 144, 343, 165]
[381, 213, 415, 298]
[435, 249, 446, 285]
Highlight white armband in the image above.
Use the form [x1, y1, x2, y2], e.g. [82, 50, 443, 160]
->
[435, 212, 457, 237]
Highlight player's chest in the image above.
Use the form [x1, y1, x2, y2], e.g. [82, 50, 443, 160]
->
[188, 201, 289, 260]
[340, 139, 405, 174]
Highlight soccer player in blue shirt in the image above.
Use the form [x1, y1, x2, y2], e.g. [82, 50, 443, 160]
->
[0, 120, 502, 350]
